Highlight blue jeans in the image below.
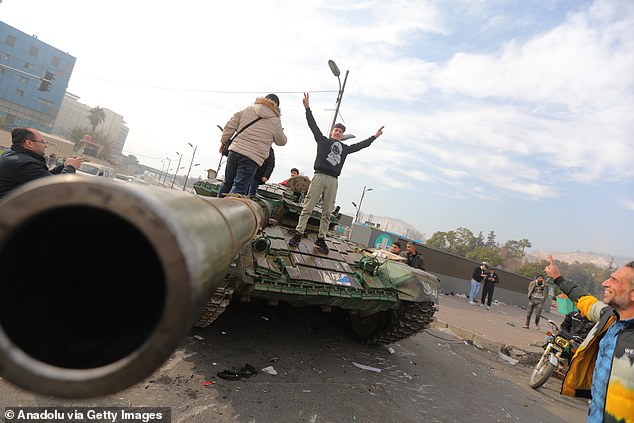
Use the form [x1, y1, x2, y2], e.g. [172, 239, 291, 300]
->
[469, 279, 481, 303]
[247, 175, 261, 196]
[218, 151, 258, 196]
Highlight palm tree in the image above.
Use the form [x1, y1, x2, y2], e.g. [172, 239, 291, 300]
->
[88, 107, 106, 136]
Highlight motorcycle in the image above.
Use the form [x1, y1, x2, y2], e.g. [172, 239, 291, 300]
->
[528, 318, 583, 389]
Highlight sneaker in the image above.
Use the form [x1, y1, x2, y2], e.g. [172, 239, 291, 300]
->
[314, 237, 330, 254]
[486, 306, 490, 310]
[469, 301, 475, 305]
[523, 324, 529, 329]
[535, 325, 540, 330]
[288, 231, 302, 247]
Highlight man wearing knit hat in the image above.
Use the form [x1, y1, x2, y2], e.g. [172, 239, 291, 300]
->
[218, 94, 287, 196]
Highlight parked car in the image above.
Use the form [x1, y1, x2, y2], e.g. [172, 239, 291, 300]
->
[76, 162, 115, 178]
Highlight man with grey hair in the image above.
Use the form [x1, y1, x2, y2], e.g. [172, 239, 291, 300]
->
[545, 256, 633, 423]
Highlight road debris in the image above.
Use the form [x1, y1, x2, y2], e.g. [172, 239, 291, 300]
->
[352, 362, 382, 373]
[261, 366, 278, 375]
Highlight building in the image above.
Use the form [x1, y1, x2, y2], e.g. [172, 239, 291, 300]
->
[0, 21, 75, 132]
[52, 92, 129, 157]
[1, 21, 129, 160]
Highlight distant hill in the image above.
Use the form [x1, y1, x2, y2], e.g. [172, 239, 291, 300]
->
[529, 251, 633, 268]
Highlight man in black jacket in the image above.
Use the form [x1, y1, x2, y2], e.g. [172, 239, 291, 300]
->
[399, 241, 426, 270]
[247, 147, 275, 196]
[0, 127, 83, 199]
[560, 310, 594, 341]
[289, 93, 383, 254]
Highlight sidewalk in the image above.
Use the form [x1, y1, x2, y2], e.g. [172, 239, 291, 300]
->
[432, 293, 563, 365]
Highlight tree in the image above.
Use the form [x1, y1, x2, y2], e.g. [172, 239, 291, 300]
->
[426, 227, 477, 257]
[515, 260, 549, 279]
[466, 247, 503, 268]
[485, 231, 497, 248]
[425, 231, 452, 252]
[88, 106, 106, 136]
[517, 239, 532, 256]
[475, 231, 485, 248]
[502, 240, 524, 259]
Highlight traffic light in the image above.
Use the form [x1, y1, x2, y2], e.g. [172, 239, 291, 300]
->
[38, 70, 55, 92]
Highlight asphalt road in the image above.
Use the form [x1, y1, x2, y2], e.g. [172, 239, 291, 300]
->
[1, 300, 587, 423]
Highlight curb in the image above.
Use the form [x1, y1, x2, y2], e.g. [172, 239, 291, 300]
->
[432, 319, 544, 366]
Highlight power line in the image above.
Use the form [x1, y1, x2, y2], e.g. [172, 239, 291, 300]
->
[83, 77, 337, 95]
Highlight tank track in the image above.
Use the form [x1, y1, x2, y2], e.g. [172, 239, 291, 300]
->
[348, 301, 438, 345]
[193, 285, 234, 328]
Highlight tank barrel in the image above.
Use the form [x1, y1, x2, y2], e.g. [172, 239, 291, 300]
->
[0, 176, 266, 398]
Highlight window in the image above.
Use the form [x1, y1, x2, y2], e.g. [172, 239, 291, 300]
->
[51, 56, 60, 67]
[5, 35, 16, 47]
[24, 62, 33, 69]
[15, 89, 24, 97]
[1, 52, 9, 61]
[19, 76, 28, 84]
[30, 46, 39, 57]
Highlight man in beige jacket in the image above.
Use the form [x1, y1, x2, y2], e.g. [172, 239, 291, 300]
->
[218, 94, 287, 196]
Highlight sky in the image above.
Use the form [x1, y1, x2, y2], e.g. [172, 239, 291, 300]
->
[1, 0, 633, 259]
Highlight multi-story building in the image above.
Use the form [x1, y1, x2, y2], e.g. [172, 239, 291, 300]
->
[0, 21, 75, 132]
[53, 92, 129, 157]
[0, 21, 129, 159]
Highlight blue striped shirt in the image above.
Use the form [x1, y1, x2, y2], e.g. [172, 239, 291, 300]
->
[587, 320, 626, 422]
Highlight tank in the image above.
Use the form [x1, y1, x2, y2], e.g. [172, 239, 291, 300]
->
[0, 174, 439, 398]
[192, 175, 440, 345]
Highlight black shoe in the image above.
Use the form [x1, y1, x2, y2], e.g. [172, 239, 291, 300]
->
[288, 231, 302, 247]
[314, 237, 330, 254]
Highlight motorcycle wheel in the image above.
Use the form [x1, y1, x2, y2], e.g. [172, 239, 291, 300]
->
[528, 352, 556, 389]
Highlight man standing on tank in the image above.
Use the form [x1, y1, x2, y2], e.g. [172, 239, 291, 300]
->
[288, 92, 383, 254]
[218, 94, 287, 196]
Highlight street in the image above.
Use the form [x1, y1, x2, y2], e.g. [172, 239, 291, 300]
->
[1, 300, 587, 423]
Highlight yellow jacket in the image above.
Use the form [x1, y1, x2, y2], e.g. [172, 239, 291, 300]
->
[554, 276, 634, 422]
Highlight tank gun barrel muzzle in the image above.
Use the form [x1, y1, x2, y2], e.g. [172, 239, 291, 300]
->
[0, 176, 266, 398]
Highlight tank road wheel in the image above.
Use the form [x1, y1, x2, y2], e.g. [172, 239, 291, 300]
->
[348, 312, 388, 339]
[348, 301, 438, 345]
[194, 286, 234, 328]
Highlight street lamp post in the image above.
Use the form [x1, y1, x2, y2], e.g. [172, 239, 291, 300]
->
[183, 142, 198, 191]
[354, 186, 373, 224]
[328, 59, 350, 134]
[160, 159, 166, 184]
[162, 157, 172, 185]
[170, 152, 182, 189]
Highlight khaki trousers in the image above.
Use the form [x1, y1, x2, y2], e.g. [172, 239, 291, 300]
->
[295, 173, 338, 239]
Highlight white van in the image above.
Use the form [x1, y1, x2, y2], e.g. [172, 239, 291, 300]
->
[76, 162, 115, 178]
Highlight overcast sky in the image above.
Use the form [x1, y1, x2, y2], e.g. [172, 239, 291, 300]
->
[2, 0, 633, 258]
